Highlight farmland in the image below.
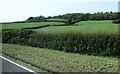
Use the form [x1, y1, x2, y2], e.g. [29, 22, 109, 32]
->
[1, 18, 119, 73]
[34, 20, 118, 34]
[2, 44, 119, 72]
[2, 22, 64, 30]
[2, 20, 118, 34]
[2, 20, 119, 57]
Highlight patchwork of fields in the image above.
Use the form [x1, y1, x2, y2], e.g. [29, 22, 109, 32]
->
[2, 22, 64, 30]
[35, 20, 118, 34]
[2, 20, 118, 34]
[1, 19, 119, 73]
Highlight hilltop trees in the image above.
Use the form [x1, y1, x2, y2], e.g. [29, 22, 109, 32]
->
[51, 11, 118, 21]
[26, 12, 118, 25]
[66, 14, 78, 25]
[26, 15, 46, 22]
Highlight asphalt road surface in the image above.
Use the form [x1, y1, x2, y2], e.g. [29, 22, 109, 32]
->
[0, 56, 35, 74]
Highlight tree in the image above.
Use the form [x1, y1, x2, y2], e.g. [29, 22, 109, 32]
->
[26, 17, 33, 21]
[112, 19, 120, 24]
[26, 15, 46, 22]
[66, 14, 77, 25]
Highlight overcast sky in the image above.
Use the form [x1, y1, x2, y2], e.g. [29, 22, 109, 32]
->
[0, 0, 119, 23]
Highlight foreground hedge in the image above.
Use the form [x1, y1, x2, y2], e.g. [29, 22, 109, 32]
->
[2, 29, 120, 57]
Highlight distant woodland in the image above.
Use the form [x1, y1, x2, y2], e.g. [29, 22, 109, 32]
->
[7, 11, 119, 24]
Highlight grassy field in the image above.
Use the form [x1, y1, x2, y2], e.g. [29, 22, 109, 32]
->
[2, 22, 64, 30]
[2, 44, 118, 72]
[75, 20, 116, 26]
[35, 20, 118, 34]
[2, 20, 118, 34]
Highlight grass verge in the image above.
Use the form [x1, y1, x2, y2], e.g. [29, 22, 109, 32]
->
[2, 43, 119, 72]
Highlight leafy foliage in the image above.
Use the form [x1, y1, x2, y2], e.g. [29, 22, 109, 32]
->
[112, 19, 120, 24]
[25, 12, 118, 25]
[50, 12, 118, 22]
[2, 29, 119, 57]
[66, 14, 79, 25]
[26, 15, 46, 22]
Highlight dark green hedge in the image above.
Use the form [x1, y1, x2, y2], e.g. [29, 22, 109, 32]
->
[112, 19, 120, 24]
[2, 29, 119, 57]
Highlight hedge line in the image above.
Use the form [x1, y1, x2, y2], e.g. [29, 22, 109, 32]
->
[2, 29, 120, 57]
[112, 19, 120, 24]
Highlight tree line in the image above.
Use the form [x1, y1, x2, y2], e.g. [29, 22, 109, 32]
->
[52, 12, 119, 20]
[26, 11, 119, 24]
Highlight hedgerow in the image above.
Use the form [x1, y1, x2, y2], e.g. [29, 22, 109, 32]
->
[112, 19, 120, 24]
[2, 29, 119, 57]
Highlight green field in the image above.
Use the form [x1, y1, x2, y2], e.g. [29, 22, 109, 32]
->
[2, 20, 119, 73]
[35, 20, 118, 34]
[75, 20, 116, 26]
[2, 22, 64, 30]
[2, 44, 118, 72]
[2, 20, 118, 34]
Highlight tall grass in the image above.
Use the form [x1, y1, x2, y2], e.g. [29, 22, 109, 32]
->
[2, 43, 118, 72]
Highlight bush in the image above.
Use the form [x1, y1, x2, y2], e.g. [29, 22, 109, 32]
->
[2, 29, 34, 43]
[112, 19, 120, 24]
[2, 29, 119, 57]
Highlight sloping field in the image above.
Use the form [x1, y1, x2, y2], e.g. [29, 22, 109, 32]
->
[1, 20, 118, 34]
[2, 22, 64, 30]
[35, 20, 118, 34]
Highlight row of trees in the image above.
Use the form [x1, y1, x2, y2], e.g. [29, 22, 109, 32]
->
[26, 16, 46, 22]
[52, 11, 119, 20]
[52, 12, 119, 24]
[26, 12, 119, 24]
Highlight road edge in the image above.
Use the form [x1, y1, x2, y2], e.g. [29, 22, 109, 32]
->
[0, 56, 35, 73]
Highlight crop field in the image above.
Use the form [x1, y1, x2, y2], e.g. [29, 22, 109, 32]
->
[2, 22, 64, 30]
[35, 20, 118, 34]
[2, 44, 119, 72]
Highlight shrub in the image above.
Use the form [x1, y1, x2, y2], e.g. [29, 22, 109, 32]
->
[112, 19, 120, 24]
[2, 29, 119, 57]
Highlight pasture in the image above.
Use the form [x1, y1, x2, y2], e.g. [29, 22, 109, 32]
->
[35, 20, 118, 34]
[2, 22, 64, 30]
[2, 20, 118, 35]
